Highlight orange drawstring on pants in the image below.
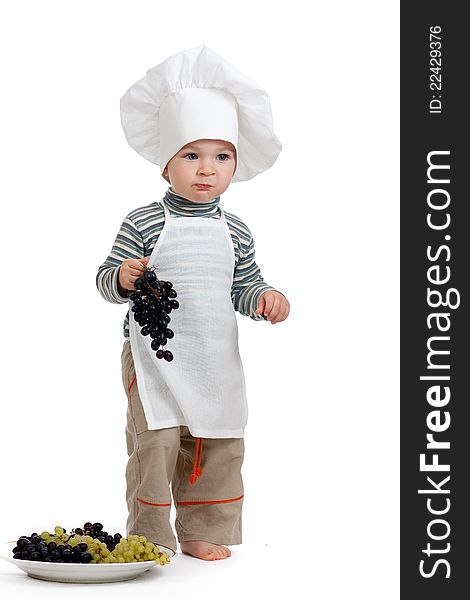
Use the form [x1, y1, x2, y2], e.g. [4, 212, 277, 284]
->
[189, 438, 203, 484]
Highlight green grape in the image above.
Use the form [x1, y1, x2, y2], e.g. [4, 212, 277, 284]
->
[40, 531, 50, 540]
[54, 526, 65, 535]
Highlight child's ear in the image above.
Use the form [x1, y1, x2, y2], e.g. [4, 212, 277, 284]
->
[162, 166, 170, 184]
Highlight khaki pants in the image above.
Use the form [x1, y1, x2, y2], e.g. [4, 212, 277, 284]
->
[121, 340, 244, 553]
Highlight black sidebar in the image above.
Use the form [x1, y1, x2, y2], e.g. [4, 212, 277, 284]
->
[401, 3, 469, 598]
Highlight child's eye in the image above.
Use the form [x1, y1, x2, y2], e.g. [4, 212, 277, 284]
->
[216, 153, 230, 161]
[183, 153, 198, 160]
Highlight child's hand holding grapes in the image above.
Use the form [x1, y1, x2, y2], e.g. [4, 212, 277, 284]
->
[118, 256, 150, 292]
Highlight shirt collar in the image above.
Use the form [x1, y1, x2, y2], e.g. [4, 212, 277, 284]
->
[163, 187, 221, 217]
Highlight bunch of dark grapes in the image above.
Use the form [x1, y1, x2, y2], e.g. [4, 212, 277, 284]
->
[12, 527, 92, 563]
[78, 521, 122, 551]
[129, 266, 179, 362]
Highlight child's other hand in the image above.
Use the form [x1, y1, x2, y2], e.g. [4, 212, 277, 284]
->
[118, 256, 149, 291]
[255, 291, 290, 324]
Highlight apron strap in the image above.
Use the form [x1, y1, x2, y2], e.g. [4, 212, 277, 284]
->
[189, 438, 203, 484]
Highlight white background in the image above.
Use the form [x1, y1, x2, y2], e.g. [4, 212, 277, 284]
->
[0, 1, 399, 598]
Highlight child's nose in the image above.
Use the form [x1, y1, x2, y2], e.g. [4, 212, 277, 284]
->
[197, 160, 215, 175]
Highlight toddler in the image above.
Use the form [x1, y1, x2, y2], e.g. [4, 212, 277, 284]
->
[96, 45, 290, 561]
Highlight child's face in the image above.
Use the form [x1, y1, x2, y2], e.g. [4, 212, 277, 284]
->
[162, 139, 237, 202]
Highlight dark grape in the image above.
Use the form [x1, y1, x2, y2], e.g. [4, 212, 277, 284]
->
[163, 351, 174, 362]
[134, 278, 143, 290]
[164, 281, 173, 290]
[156, 350, 164, 359]
[170, 300, 179, 309]
[151, 339, 160, 351]
[165, 328, 174, 339]
[144, 270, 157, 284]
[156, 332, 166, 344]
[168, 289, 177, 298]
[50, 549, 60, 561]
[140, 325, 150, 336]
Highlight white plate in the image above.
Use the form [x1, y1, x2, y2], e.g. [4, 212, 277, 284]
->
[0, 541, 175, 583]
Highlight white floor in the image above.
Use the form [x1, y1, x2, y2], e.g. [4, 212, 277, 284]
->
[0, 542, 290, 600]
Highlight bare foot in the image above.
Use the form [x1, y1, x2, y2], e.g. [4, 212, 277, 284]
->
[180, 540, 232, 561]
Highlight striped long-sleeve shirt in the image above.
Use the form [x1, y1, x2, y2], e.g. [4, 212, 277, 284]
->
[96, 187, 282, 338]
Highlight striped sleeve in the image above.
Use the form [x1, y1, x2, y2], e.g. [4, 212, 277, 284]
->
[228, 216, 283, 321]
[96, 214, 145, 304]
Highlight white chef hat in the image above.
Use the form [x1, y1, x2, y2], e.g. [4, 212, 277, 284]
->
[120, 45, 282, 182]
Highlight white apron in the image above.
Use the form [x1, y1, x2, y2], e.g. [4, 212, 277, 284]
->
[129, 201, 248, 439]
